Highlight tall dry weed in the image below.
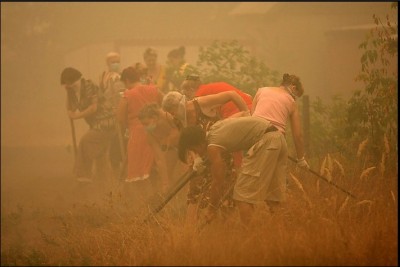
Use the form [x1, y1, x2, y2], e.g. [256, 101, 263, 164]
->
[338, 196, 350, 215]
[355, 200, 373, 216]
[334, 159, 345, 177]
[1, 149, 398, 266]
[320, 154, 342, 181]
[320, 156, 327, 175]
[359, 166, 376, 180]
[289, 172, 313, 208]
[324, 167, 332, 182]
[379, 152, 386, 176]
[383, 134, 390, 155]
[327, 153, 333, 172]
[357, 138, 369, 158]
[390, 190, 396, 205]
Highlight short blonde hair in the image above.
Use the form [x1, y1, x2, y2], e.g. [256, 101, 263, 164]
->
[162, 91, 184, 113]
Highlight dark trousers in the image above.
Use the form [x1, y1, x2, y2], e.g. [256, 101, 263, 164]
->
[74, 128, 114, 179]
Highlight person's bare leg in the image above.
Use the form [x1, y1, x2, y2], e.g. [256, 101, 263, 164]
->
[236, 200, 255, 226]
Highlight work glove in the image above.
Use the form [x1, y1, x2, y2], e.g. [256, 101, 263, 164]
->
[192, 156, 206, 174]
[297, 157, 310, 169]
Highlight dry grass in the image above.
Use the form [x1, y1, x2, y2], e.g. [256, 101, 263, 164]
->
[357, 138, 369, 158]
[1, 148, 398, 266]
[360, 166, 377, 181]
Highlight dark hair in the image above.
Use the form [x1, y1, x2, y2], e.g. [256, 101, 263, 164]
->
[281, 73, 304, 96]
[178, 125, 206, 163]
[60, 67, 82, 85]
[181, 75, 202, 93]
[168, 46, 185, 59]
[135, 62, 148, 76]
[138, 103, 160, 121]
[143, 47, 157, 58]
[120, 66, 141, 83]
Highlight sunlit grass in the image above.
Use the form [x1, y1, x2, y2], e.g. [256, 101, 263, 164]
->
[1, 154, 397, 266]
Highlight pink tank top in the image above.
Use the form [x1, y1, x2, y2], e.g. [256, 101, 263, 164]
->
[252, 87, 294, 134]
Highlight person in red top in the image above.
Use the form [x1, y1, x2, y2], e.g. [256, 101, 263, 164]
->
[116, 65, 169, 196]
[181, 75, 253, 168]
[181, 75, 253, 118]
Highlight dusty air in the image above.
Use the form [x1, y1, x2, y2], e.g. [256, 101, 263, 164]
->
[1, 2, 398, 266]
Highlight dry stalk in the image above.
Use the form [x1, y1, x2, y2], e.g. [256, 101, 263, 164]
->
[320, 156, 327, 176]
[384, 134, 390, 155]
[289, 172, 312, 208]
[379, 152, 386, 176]
[338, 196, 349, 215]
[327, 153, 333, 172]
[357, 138, 369, 158]
[334, 159, 345, 177]
[355, 200, 373, 215]
[324, 167, 332, 182]
[360, 166, 376, 181]
[390, 190, 396, 205]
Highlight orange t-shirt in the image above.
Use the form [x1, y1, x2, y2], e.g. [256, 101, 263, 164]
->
[195, 82, 252, 168]
[195, 82, 253, 118]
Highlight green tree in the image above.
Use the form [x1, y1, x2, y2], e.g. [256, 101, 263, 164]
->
[195, 40, 280, 96]
[308, 95, 349, 157]
[347, 2, 398, 165]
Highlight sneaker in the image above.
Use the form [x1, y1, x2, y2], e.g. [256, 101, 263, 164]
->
[76, 177, 93, 183]
[125, 174, 149, 183]
[124, 177, 137, 183]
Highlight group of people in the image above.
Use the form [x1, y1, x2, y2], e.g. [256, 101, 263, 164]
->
[60, 46, 310, 226]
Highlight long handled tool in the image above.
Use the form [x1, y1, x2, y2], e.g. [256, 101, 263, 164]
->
[143, 169, 197, 224]
[118, 154, 128, 181]
[69, 118, 78, 159]
[114, 121, 127, 180]
[288, 156, 357, 199]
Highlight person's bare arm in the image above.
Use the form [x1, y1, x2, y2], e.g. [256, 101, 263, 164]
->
[68, 97, 98, 120]
[66, 96, 71, 112]
[207, 145, 226, 208]
[197, 91, 250, 118]
[199, 91, 249, 113]
[160, 110, 181, 147]
[166, 127, 180, 148]
[203, 144, 226, 222]
[148, 134, 169, 193]
[290, 103, 305, 159]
